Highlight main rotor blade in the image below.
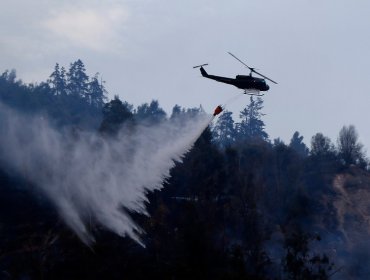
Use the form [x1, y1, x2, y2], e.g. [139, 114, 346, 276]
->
[228, 52, 278, 84]
[252, 69, 278, 84]
[228, 52, 251, 69]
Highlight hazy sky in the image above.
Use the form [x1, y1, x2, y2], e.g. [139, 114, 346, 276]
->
[1, 0, 370, 148]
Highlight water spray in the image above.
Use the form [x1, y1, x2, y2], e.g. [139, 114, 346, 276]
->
[0, 103, 215, 246]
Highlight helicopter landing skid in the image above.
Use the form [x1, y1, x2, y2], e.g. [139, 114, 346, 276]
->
[243, 89, 263, 96]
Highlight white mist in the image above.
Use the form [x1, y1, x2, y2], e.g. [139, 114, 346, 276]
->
[0, 104, 212, 246]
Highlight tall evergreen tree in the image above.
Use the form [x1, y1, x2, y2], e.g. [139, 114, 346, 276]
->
[88, 73, 107, 109]
[212, 110, 236, 148]
[236, 96, 268, 141]
[48, 63, 67, 96]
[67, 59, 89, 98]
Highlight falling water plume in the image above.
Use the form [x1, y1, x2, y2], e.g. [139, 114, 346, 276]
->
[0, 103, 213, 246]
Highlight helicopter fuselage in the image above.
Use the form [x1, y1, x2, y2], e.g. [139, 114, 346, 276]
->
[200, 67, 269, 92]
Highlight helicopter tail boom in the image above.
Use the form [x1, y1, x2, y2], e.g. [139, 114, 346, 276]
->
[200, 67, 208, 77]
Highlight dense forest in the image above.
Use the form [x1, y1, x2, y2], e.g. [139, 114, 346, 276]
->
[0, 61, 369, 279]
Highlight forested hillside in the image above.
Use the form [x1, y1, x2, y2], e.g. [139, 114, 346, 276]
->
[0, 61, 369, 279]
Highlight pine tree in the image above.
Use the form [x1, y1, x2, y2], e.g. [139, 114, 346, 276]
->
[48, 63, 67, 96]
[236, 96, 268, 142]
[67, 59, 89, 98]
[88, 73, 107, 109]
[212, 110, 236, 148]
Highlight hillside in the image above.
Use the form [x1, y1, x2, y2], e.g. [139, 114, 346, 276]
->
[0, 64, 369, 279]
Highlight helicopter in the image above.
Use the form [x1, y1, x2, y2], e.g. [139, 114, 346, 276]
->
[194, 52, 277, 96]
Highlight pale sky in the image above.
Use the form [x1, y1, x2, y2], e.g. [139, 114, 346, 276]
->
[1, 0, 370, 149]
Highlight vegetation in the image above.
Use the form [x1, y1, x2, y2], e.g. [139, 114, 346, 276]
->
[0, 61, 369, 279]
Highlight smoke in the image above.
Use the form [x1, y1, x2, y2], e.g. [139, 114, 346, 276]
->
[0, 104, 212, 246]
[331, 172, 370, 279]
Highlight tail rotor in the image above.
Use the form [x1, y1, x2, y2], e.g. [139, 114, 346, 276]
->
[193, 63, 208, 69]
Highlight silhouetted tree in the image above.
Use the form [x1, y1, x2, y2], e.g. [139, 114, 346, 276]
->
[310, 133, 335, 157]
[67, 59, 89, 98]
[170, 104, 183, 120]
[135, 100, 166, 125]
[99, 95, 133, 135]
[1, 69, 17, 83]
[48, 63, 67, 96]
[289, 131, 309, 157]
[212, 110, 236, 148]
[337, 125, 366, 166]
[273, 137, 285, 147]
[88, 73, 107, 109]
[236, 96, 268, 142]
